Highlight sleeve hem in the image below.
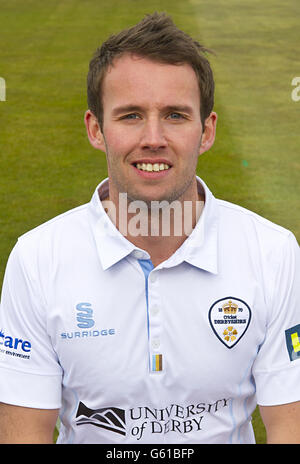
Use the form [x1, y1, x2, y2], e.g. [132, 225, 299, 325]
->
[255, 362, 300, 406]
[0, 365, 62, 409]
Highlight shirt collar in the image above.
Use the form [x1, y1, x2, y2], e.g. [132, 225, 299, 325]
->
[88, 176, 218, 273]
[179, 176, 219, 274]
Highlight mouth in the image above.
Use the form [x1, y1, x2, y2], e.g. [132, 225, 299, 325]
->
[132, 161, 172, 172]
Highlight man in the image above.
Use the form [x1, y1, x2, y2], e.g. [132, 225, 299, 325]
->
[0, 13, 299, 444]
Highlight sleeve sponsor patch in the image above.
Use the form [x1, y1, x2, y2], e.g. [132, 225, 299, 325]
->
[285, 325, 300, 361]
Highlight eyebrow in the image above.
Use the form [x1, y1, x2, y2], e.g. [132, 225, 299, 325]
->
[163, 105, 194, 114]
[112, 105, 143, 116]
[111, 104, 195, 116]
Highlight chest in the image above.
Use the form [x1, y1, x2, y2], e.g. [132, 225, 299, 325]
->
[46, 260, 267, 397]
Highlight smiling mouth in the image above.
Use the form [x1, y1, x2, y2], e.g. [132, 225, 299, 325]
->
[133, 162, 171, 172]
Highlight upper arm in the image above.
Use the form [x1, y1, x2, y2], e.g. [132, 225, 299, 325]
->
[0, 402, 59, 444]
[259, 401, 300, 444]
[0, 243, 62, 412]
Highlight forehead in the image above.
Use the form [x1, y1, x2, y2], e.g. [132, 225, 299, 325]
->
[101, 53, 200, 109]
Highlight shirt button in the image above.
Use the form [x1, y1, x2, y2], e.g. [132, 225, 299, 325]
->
[149, 273, 157, 283]
[133, 250, 144, 259]
[152, 338, 160, 349]
[152, 305, 159, 316]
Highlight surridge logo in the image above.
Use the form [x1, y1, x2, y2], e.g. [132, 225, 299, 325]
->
[60, 302, 116, 340]
[76, 302, 94, 328]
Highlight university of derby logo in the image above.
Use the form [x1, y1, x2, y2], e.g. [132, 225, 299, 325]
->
[75, 401, 126, 436]
[208, 297, 251, 348]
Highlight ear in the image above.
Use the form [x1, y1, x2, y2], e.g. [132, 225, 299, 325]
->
[199, 111, 217, 155]
[84, 110, 106, 152]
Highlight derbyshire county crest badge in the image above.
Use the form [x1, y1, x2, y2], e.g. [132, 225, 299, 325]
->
[208, 297, 251, 348]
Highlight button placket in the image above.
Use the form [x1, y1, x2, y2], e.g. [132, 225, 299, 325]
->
[148, 271, 163, 372]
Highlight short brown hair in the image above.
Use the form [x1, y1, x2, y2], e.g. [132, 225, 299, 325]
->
[87, 12, 214, 129]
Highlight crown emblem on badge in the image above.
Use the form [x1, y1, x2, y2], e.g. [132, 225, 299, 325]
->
[222, 300, 238, 314]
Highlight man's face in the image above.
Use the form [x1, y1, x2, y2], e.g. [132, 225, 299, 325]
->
[88, 53, 216, 204]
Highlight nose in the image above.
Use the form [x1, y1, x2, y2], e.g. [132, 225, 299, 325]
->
[139, 118, 167, 151]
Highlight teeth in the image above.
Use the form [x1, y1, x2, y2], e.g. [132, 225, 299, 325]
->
[136, 162, 170, 172]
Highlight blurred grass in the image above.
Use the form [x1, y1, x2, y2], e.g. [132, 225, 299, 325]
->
[1, 0, 299, 444]
[190, 0, 300, 236]
[252, 407, 267, 444]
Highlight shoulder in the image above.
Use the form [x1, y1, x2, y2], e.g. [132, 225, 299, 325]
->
[215, 198, 299, 267]
[15, 203, 91, 262]
[20, 203, 89, 239]
[216, 198, 293, 241]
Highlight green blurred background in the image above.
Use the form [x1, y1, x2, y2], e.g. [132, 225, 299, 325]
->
[1, 0, 299, 444]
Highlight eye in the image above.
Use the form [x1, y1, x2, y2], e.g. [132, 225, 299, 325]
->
[167, 112, 185, 120]
[121, 113, 140, 120]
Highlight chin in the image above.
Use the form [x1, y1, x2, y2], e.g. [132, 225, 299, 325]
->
[127, 190, 176, 205]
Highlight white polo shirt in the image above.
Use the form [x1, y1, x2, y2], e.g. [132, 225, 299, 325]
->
[0, 177, 299, 444]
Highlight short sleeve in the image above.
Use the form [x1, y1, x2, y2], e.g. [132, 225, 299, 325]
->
[0, 241, 62, 409]
[253, 232, 300, 406]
